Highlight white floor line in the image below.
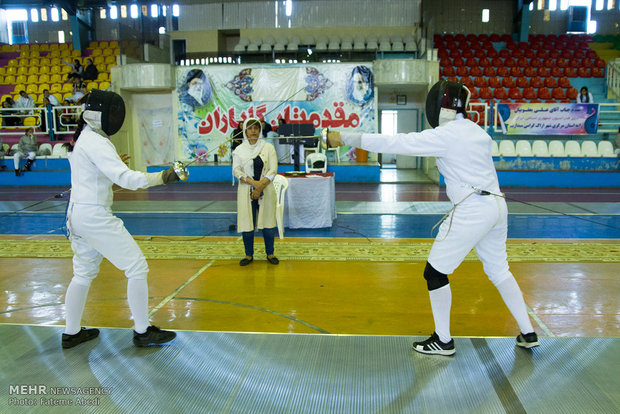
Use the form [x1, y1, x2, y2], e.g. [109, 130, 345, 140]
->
[149, 260, 215, 318]
[526, 303, 555, 337]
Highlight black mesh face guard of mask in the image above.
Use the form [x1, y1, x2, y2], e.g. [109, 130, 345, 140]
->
[85, 89, 126, 136]
[425, 80, 469, 128]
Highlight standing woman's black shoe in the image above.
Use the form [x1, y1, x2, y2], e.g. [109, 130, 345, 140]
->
[239, 256, 253, 266]
[267, 255, 279, 265]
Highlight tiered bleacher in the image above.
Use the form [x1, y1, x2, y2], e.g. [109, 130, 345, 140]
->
[1, 41, 119, 183]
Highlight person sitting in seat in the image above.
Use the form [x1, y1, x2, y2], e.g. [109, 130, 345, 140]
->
[14, 127, 37, 176]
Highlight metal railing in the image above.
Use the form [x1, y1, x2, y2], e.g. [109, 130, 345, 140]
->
[0, 106, 80, 136]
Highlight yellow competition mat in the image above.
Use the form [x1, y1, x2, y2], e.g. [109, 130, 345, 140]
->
[0, 238, 618, 262]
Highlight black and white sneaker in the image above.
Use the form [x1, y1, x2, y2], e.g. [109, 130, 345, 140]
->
[516, 332, 539, 349]
[413, 332, 455, 356]
[133, 325, 176, 347]
[62, 327, 100, 349]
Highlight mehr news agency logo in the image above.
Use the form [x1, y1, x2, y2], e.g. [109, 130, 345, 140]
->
[8, 384, 113, 407]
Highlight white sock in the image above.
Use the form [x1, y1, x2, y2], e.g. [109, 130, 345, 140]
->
[429, 284, 452, 343]
[496, 276, 535, 334]
[127, 278, 150, 334]
[64, 281, 90, 335]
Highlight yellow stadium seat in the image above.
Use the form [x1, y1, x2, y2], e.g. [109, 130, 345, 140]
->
[50, 84, 62, 93]
[96, 73, 109, 82]
[27, 75, 38, 84]
[53, 93, 62, 103]
[8, 59, 18, 66]
[35, 94, 43, 104]
[93, 56, 104, 65]
[23, 117, 38, 127]
[63, 92, 74, 101]
[30, 44, 39, 52]
[19, 51, 29, 59]
[1, 45, 12, 52]
[40, 58, 51, 66]
[50, 58, 61, 66]
[50, 66, 61, 74]
[108, 41, 119, 48]
[26, 84, 38, 94]
[13, 94, 21, 102]
[38, 74, 50, 84]
[88, 41, 98, 48]
[4, 76, 16, 85]
[50, 50, 61, 58]
[18, 58, 29, 66]
[71, 50, 81, 57]
[98, 41, 109, 49]
[96, 64, 107, 72]
[28, 61, 40, 71]
[102, 48, 114, 56]
[59, 43, 70, 50]
[86, 82, 98, 91]
[1, 94, 12, 101]
[98, 81, 110, 90]
[29, 51, 39, 58]
[49, 44, 59, 51]
[104, 55, 116, 64]
[5, 66, 17, 75]
[17, 67, 28, 75]
[16, 75, 28, 84]
[60, 65, 71, 74]
[18, 44, 29, 51]
[39, 44, 50, 51]
[0, 67, 5, 76]
[12, 84, 25, 94]
[60, 50, 70, 58]
[91, 49, 102, 57]
[61, 83, 74, 93]
[50, 74, 62, 83]
[38, 83, 50, 93]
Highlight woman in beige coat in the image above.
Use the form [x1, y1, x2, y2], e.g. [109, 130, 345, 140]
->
[232, 118, 279, 266]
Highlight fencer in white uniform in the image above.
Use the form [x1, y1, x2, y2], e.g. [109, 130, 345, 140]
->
[62, 89, 180, 349]
[327, 80, 539, 356]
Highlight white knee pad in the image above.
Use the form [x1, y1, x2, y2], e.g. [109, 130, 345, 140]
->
[71, 274, 95, 287]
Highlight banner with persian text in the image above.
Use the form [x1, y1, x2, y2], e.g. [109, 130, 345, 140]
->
[176, 63, 376, 162]
[496, 103, 599, 135]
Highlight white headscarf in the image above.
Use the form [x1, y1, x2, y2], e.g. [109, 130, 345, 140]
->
[232, 118, 264, 179]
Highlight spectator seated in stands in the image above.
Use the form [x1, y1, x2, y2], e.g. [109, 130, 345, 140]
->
[43, 89, 59, 106]
[13, 127, 37, 176]
[65, 83, 87, 104]
[81, 58, 98, 81]
[577, 86, 594, 103]
[0, 136, 5, 170]
[15, 90, 35, 115]
[1, 99, 20, 127]
[62, 58, 83, 81]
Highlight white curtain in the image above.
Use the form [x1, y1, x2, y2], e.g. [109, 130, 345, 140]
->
[133, 94, 175, 166]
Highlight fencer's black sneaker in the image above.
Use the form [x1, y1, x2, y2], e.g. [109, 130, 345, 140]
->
[133, 325, 176, 347]
[413, 332, 455, 356]
[62, 327, 100, 349]
[516, 332, 539, 349]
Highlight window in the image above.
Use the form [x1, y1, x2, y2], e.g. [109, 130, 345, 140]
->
[381, 111, 398, 136]
[172, 4, 180, 17]
[538, 0, 544, 10]
[110, 5, 118, 19]
[58, 31, 65, 43]
[529, 2, 534, 11]
[151, 5, 159, 18]
[100, 8, 107, 19]
[482, 9, 489, 22]
[549, 0, 557, 11]
[51, 8, 59, 22]
[61, 9, 68, 20]
[595, 0, 604, 10]
[30, 9, 39, 22]
[40, 8, 47, 21]
[121, 5, 127, 18]
[159, 26, 166, 34]
[561, 0, 569, 10]
[588, 20, 597, 33]
[130, 5, 139, 19]
[285, 0, 292, 17]
[608, 0, 615, 9]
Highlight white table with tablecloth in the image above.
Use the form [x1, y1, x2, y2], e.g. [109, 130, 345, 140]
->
[280, 172, 336, 229]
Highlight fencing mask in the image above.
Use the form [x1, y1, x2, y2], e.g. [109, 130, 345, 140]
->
[83, 89, 126, 136]
[425, 80, 471, 128]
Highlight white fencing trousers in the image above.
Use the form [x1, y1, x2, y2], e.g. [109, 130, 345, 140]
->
[13, 151, 36, 169]
[428, 194, 512, 285]
[67, 203, 149, 286]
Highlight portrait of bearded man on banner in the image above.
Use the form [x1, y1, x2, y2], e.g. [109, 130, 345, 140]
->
[178, 69, 213, 111]
[346, 65, 374, 106]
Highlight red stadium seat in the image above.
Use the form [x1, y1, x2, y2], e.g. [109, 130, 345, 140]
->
[594, 58, 606, 68]
[536, 49, 549, 58]
[449, 49, 461, 58]
[516, 77, 529, 88]
[486, 49, 498, 58]
[510, 67, 523, 77]
[479, 87, 493, 100]
[583, 58, 594, 68]
[530, 58, 542, 68]
[544, 77, 558, 88]
[500, 34, 512, 42]
[523, 66, 537, 77]
[561, 50, 573, 59]
[496, 66, 509, 77]
[502, 77, 516, 88]
[530, 77, 544, 88]
[493, 87, 508, 100]
[537, 88, 552, 100]
[488, 76, 501, 88]
[440, 57, 451, 66]
[468, 87, 479, 99]
[442, 66, 456, 77]
[489, 34, 501, 42]
[511, 49, 524, 58]
[474, 76, 488, 87]
[586, 50, 597, 59]
[523, 87, 537, 100]
[478, 34, 489, 42]
[491, 57, 503, 67]
[465, 57, 478, 67]
[577, 67, 591, 78]
[556, 58, 568, 68]
[551, 87, 566, 100]
[466, 34, 478, 43]
[474, 49, 486, 59]
[508, 87, 522, 100]
[592, 67, 604, 78]
[566, 88, 578, 100]
[568, 58, 581, 68]
[504, 57, 516, 67]
[455, 34, 466, 42]
[564, 67, 578, 78]
[446, 76, 459, 82]
[558, 77, 571, 88]
[456, 66, 469, 76]
[499, 49, 510, 58]
[437, 49, 449, 59]
[478, 57, 491, 67]
[543, 58, 555, 68]
[453, 57, 465, 67]
[483, 66, 496, 76]
[549, 50, 560, 59]
[462, 49, 474, 58]
[460, 76, 474, 88]
[550, 66, 564, 77]
[537, 67, 550, 77]
[517, 57, 529, 67]
[470, 66, 483, 77]
[523, 48, 535, 58]
[573, 50, 585, 59]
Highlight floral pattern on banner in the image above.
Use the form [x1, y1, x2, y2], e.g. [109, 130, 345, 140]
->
[304, 67, 333, 101]
[225, 69, 253, 102]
